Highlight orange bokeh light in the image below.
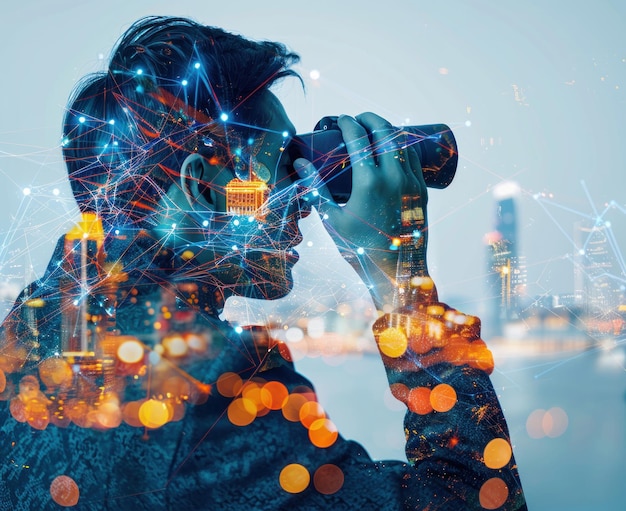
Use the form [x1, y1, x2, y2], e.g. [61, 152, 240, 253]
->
[282, 393, 310, 422]
[216, 372, 243, 398]
[279, 463, 310, 494]
[308, 418, 338, 448]
[479, 477, 509, 510]
[313, 464, 344, 495]
[377, 327, 408, 358]
[408, 387, 433, 415]
[260, 381, 289, 410]
[50, 475, 80, 507]
[299, 401, 326, 429]
[483, 438, 512, 469]
[429, 383, 457, 413]
[227, 397, 256, 427]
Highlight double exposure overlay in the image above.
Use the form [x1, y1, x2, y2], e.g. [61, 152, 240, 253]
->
[0, 16, 527, 511]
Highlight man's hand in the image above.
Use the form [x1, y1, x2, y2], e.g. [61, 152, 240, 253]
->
[294, 112, 431, 308]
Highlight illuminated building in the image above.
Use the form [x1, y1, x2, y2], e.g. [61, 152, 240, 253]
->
[484, 182, 525, 334]
[226, 178, 269, 219]
[574, 220, 623, 316]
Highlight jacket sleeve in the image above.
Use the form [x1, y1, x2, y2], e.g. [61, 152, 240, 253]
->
[372, 303, 527, 510]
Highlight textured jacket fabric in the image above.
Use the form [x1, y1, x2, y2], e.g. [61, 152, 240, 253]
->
[0, 231, 526, 510]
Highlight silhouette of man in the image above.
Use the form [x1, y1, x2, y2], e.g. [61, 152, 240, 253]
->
[0, 16, 526, 510]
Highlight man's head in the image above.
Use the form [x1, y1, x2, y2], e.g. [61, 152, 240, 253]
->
[62, 16, 301, 229]
[61, 16, 307, 302]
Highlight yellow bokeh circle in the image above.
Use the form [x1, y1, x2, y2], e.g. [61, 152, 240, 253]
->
[483, 438, 512, 469]
[279, 463, 310, 494]
[377, 327, 408, 358]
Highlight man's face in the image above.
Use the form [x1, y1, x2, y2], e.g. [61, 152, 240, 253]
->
[179, 91, 306, 301]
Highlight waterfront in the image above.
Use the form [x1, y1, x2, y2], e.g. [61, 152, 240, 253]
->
[298, 338, 625, 511]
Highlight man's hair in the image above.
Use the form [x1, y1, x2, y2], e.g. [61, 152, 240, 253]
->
[61, 16, 300, 228]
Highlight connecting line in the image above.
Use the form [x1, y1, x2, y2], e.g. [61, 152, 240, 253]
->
[533, 196, 583, 250]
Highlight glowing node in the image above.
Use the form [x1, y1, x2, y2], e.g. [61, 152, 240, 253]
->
[108, 119, 115, 125]
[78, 116, 86, 123]
[194, 62, 201, 69]
[22, 188, 31, 196]
[356, 247, 365, 255]
[52, 188, 60, 196]
[282, 131, 289, 138]
[483, 438, 512, 469]
[50, 475, 80, 507]
[231, 245, 239, 251]
[465, 120, 472, 127]
[220, 113, 229, 122]
[234, 326, 243, 334]
[233, 219, 240, 226]
[136, 69, 143, 75]
[181, 79, 188, 86]
[279, 464, 310, 493]
[202, 220, 209, 227]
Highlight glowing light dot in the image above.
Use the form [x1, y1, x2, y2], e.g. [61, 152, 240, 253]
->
[309, 69, 320, 80]
[231, 245, 239, 251]
[22, 188, 31, 196]
[260, 381, 289, 410]
[356, 247, 365, 255]
[108, 119, 115, 125]
[430, 383, 457, 412]
[117, 339, 144, 364]
[181, 250, 195, 261]
[285, 327, 304, 343]
[227, 397, 257, 427]
[202, 220, 209, 227]
[194, 62, 201, 69]
[408, 386, 433, 415]
[479, 477, 509, 509]
[53, 188, 60, 196]
[78, 116, 86, 123]
[216, 372, 243, 398]
[483, 438, 513, 469]
[234, 326, 243, 334]
[465, 120, 472, 127]
[282, 131, 289, 138]
[50, 475, 80, 507]
[391, 238, 401, 247]
[181, 79, 188, 86]
[376, 327, 408, 358]
[279, 464, 310, 494]
[220, 113, 229, 122]
[163, 335, 188, 357]
[233, 219, 240, 226]
[309, 418, 338, 448]
[138, 399, 170, 429]
[136, 69, 143, 75]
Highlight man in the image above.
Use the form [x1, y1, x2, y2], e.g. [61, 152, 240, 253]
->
[0, 16, 526, 510]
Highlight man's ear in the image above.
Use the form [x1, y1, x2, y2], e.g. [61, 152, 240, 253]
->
[179, 153, 217, 212]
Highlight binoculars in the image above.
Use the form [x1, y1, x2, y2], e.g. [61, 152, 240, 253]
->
[288, 116, 458, 203]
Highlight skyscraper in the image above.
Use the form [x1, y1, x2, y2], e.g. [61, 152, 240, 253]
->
[484, 182, 526, 335]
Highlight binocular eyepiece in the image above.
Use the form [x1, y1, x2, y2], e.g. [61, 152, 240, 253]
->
[287, 116, 458, 203]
